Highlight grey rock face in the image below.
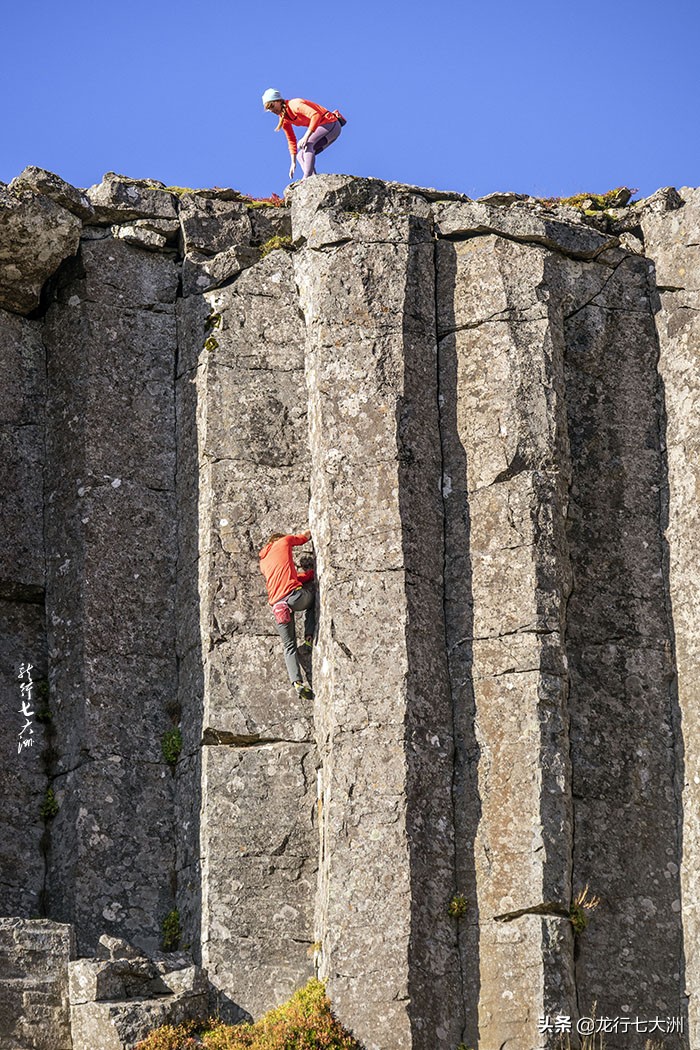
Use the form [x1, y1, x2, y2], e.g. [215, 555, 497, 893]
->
[69, 945, 208, 1050]
[0, 920, 74, 1050]
[177, 245, 317, 1020]
[562, 254, 683, 1036]
[112, 218, 180, 251]
[433, 198, 619, 258]
[294, 176, 464, 1050]
[181, 243, 260, 296]
[0, 308, 45, 596]
[2, 167, 700, 1050]
[641, 188, 700, 1048]
[10, 166, 95, 221]
[42, 234, 180, 955]
[437, 233, 576, 1049]
[178, 194, 252, 254]
[86, 172, 178, 223]
[0, 185, 81, 314]
[0, 603, 47, 919]
[0, 306, 48, 922]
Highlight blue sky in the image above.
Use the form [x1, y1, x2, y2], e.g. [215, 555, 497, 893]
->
[2, 0, 697, 201]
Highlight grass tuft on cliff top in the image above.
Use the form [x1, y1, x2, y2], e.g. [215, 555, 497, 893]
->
[540, 186, 637, 213]
[135, 978, 365, 1050]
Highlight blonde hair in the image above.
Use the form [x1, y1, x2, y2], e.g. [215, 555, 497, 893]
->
[274, 100, 287, 132]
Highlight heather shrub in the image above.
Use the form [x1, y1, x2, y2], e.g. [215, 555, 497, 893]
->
[136, 979, 364, 1050]
[135, 1018, 201, 1050]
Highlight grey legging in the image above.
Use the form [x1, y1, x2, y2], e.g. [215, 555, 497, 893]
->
[274, 584, 316, 684]
[298, 120, 341, 178]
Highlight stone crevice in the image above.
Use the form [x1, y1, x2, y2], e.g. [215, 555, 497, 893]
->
[493, 903, 569, 922]
[437, 226, 619, 264]
[434, 234, 469, 1045]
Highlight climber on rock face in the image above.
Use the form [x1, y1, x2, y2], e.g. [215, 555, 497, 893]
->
[262, 88, 346, 181]
[259, 530, 316, 700]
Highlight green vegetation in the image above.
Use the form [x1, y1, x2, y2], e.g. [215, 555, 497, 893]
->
[140, 182, 195, 196]
[238, 192, 285, 209]
[569, 885, 600, 936]
[40, 787, 59, 820]
[259, 235, 294, 259]
[540, 186, 638, 218]
[161, 909, 181, 952]
[161, 728, 183, 768]
[135, 979, 365, 1050]
[447, 893, 468, 919]
[259, 234, 295, 258]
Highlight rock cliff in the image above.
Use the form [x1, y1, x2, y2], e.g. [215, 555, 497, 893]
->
[0, 168, 698, 1050]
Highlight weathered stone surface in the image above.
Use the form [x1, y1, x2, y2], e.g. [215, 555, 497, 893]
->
[68, 949, 206, 1005]
[10, 165, 95, 221]
[641, 197, 700, 1046]
[560, 252, 684, 1039]
[75, 235, 179, 309]
[70, 989, 208, 1050]
[180, 247, 317, 1021]
[181, 243, 260, 296]
[201, 743, 316, 1020]
[433, 198, 618, 258]
[249, 203, 291, 246]
[0, 919, 74, 1050]
[477, 190, 530, 205]
[437, 233, 575, 1048]
[290, 172, 433, 249]
[69, 957, 153, 1004]
[641, 186, 700, 289]
[0, 185, 81, 314]
[42, 235, 179, 955]
[294, 175, 463, 1050]
[97, 935, 147, 961]
[86, 172, 178, 223]
[0, 308, 45, 595]
[3, 169, 700, 1049]
[178, 195, 252, 254]
[112, 218, 180, 251]
[0, 603, 47, 918]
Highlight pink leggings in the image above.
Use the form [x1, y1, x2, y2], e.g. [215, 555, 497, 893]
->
[298, 120, 341, 178]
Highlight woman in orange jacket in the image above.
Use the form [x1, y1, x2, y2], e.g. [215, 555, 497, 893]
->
[259, 530, 315, 699]
[262, 89, 345, 181]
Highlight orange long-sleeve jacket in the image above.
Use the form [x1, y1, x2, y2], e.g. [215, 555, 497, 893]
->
[259, 533, 314, 606]
[280, 98, 337, 156]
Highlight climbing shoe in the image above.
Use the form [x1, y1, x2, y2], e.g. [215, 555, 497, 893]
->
[294, 681, 314, 701]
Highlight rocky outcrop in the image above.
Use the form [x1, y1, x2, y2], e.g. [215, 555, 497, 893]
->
[640, 188, 700, 1050]
[0, 180, 81, 314]
[0, 308, 47, 919]
[1, 169, 699, 1050]
[0, 920, 73, 1050]
[69, 937, 207, 1050]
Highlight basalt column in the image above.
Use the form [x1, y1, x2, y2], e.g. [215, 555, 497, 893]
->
[293, 177, 464, 1050]
[557, 245, 684, 1042]
[0, 309, 48, 919]
[434, 211, 577, 1050]
[641, 189, 700, 1045]
[43, 233, 180, 953]
[177, 235, 318, 1020]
